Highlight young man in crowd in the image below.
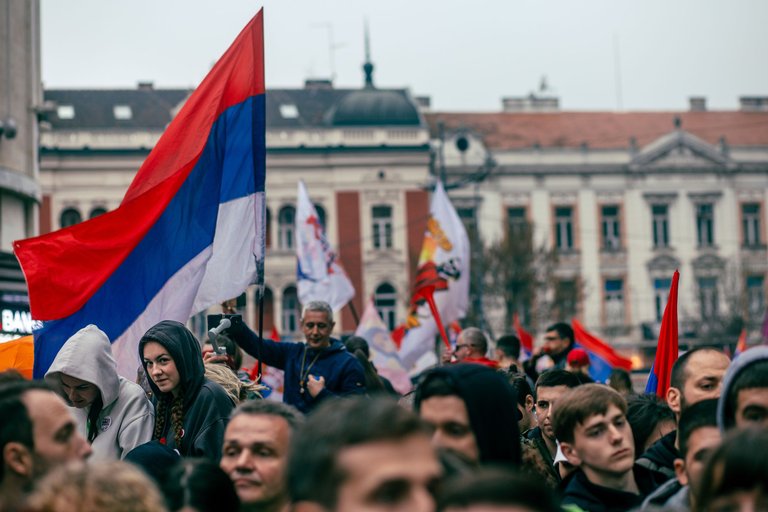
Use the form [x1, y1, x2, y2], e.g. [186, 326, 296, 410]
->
[0, 380, 92, 510]
[637, 346, 730, 481]
[555, 384, 659, 512]
[717, 345, 768, 431]
[494, 333, 523, 373]
[523, 369, 580, 486]
[524, 322, 575, 382]
[508, 374, 537, 435]
[220, 400, 303, 512]
[642, 398, 721, 511]
[287, 396, 442, 512]
[415, 363, 520, 467]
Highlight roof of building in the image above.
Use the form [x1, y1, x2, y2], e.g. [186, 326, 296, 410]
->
[425, 111, 768, 150]
[44, 84, 423, 131]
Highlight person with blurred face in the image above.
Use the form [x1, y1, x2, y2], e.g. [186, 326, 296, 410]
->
[0, 381, 92, 510]
[449, 328, 498, 369]
[45, 324, 154, 460]
[642, 398, 721, 511]
[288, 397, 442, 512]
[555, 384, 659, 511]
[523, 323, 575, 383]
[220, 400, 303, 512]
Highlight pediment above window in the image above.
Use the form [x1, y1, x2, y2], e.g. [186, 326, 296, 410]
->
[630, 130, 732, 170]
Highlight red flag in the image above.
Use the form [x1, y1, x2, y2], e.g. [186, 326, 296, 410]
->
[645, 270, 680, 397]
[513, 313, 534, 354]
[571, 319, 633, 382]
[734, 327, 748, 357]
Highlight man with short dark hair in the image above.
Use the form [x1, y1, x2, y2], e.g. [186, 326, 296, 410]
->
[642, 398, 721, 512]
[717, 345, 768, 431]
[0, 381, 92, 510]
[227, 300, 366, 413]
[495, 334, 522, 372]
[415, 364, 520, 468]
[508, 374, 536, 435]
[555, 384, 658, 511]
[523, 369, 580, 486]
[637, 347, 730, 481]
[220, 400, 303, 512]
[288, 396, 442, 512]
[524, 322, 575, 382]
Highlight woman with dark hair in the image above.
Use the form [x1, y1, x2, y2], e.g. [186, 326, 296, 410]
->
[45, 324, 154, 460]
[161, 459, 240, 512]
[343, 335, 397, 395]
[139, 320, 234, 460]
[694, 427, 768, 512]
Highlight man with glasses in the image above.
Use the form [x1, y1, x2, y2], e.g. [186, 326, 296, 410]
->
[445, 327, 498, 369]
[227, 300, 365, 412]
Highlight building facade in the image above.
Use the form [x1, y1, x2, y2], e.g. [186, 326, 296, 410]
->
[0, 0, 42, 342]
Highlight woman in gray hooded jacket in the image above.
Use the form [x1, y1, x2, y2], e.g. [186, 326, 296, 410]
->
[45, 324, 154, 461]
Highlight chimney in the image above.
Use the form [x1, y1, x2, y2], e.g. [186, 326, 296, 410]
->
[502, 94, 559, 113]
[304, 79, 333, 90]
[137, 81, 154, 91]
[739, 96, 768, 111]
[689, 97, 707, 111]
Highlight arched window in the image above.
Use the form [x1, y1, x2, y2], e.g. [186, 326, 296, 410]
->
[60, 208, 82, 228]
[255, 287, 275, 334]
[89, 206, 108, 219]
[372, 205, 393, 249]
[282, 286, 300, 335]
[374, 282, 398, 331]
[278, 206, 295, 250]
[314, 204, 327, 231]
[265, 207, 272, 249]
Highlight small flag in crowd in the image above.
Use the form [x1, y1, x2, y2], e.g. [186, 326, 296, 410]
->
[734, 327, 748, 358]
[355, 299, 412, 394]
[645, 270, 680, 397]
[15, 12, 266, 378]
[392, 182, 470, 373]
[295, 180, 355, 311]
[513, 312, 534, 360]
[571, 319, 633, 383]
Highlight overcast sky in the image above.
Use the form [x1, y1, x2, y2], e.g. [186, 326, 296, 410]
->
[41, 0, 768, 112]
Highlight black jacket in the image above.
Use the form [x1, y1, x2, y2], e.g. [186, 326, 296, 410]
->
[139, 320, 234, 460]
[562, 465, 659, 512]
[636, 430, 679, 484]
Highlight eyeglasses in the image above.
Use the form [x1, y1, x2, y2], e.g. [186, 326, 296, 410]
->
[454, 344, 471, 351]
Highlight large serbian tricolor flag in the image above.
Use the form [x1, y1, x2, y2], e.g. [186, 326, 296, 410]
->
[14, 12, 266, 378]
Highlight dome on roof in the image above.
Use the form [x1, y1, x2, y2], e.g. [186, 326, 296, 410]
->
[328, 88, 421, 127]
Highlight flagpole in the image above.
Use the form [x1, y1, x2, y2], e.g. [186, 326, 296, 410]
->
[255, 286, 264, 382]
[347, 300, 360, 327]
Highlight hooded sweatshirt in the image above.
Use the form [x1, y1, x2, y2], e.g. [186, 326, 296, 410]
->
[415, 363, 521, 467]
[45, 324, 154, 461]
[139, 320, 234, 460]
[717, 345, 768, 431]
[228, 321, 365, 413]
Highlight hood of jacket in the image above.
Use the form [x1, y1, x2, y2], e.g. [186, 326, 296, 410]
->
[415, 363, 521, 466]
[139, 320, 204, 406]
[717, 346, 768, 431]
[45, 324, 120, 408]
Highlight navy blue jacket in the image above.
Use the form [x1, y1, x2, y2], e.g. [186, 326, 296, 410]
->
[229, 322, 366, 413]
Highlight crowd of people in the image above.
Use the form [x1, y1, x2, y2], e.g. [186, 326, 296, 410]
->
[1, 301, 767, 512]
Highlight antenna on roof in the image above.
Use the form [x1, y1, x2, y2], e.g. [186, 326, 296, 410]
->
[363, 19, 375, 88]
[311, 22, 344, 83]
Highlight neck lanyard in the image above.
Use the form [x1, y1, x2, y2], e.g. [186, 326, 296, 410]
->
[299, 346, 323, 394]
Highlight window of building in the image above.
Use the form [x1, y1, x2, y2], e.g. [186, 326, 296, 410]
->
[374, 283, 398, 331]
[282, 286, 299, 335]
[314, 204, 326, 231]
[60, 208, 82, 228]
[747, 275, 765, 320]
[555, 279, 578, 319]
[651, 204, 669, 248]
[742, 203, 762, 247]
[698, 277, 719, 320]
[279, 104, 299, 119]
[278, 206, 295, 250]
[57, 105, 75, 119]
[457, 207, 477, 238]
[113, 105, 133, 120]
[605, 279, 625, 325]
[265, 207, 272, 249]
[555, 206, 574, 250]
[372, 205, 393, 250]
[654, 278, 672, 322]
[507, 207, 528, 238]
[89, 207, 107, 219]
[696, 203, 715, 247]
[601, 205, 621, 250]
